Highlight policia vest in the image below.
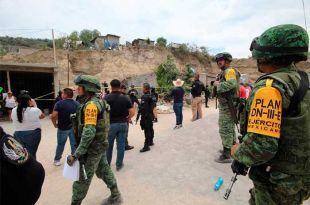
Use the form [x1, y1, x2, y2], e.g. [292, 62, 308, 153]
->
[257, 69, 310, 175]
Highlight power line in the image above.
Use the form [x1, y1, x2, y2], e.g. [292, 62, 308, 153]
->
[302, 0, 308, 31]
[10, 29, 50, 37]
[0, 28, 50, 31]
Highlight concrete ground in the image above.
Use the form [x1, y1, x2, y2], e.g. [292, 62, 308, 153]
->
[2, 100, 309, 205]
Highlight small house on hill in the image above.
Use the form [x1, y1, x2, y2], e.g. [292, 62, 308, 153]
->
[91, 34, 120, 50]
[169, 43, 182, 48]
[132, 38, 155, 47]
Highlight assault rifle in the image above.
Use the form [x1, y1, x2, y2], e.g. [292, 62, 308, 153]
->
[224, 124, 248, 200]
[213, 86, 218, 109]
[213, 75, 220, 109]
[70, 113, 87, 180]
[224, 173, 238, 200]
[224, 161, 249, 200]
[221, 92, 240, 133]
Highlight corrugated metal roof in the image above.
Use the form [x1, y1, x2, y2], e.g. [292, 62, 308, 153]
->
[0, 62, 56, 68]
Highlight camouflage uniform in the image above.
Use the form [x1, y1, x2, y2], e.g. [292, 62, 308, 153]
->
[71, 75, 120, 205]
[215, 52, 240, 163]
[217, 67, 240, 148]
[233, 24, 310, 205]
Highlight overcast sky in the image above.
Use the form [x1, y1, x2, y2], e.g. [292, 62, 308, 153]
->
[0, 0, 309, 57]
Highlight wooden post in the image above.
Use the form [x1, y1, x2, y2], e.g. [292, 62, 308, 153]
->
[6, 71, 11, 91]
[52, 29, 57, 66]
[67, 53, 70, 86]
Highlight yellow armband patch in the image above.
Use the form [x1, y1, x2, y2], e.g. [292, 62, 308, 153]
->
[84, 103, 97, 125]
[247, 79, 282, 138]
[225, 68, 236, 80]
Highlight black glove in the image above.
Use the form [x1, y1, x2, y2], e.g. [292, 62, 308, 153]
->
[231, 160, 248, 176]
[67, 155, 76, 166]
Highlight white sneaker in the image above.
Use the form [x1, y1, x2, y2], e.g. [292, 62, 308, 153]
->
[54, 160, 62, 166]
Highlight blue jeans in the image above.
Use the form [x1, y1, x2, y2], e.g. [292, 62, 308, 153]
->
[173, 103, 183, 125]
[14, 129, 41, 159]
[106, 122, 128, 168]
[54, 128, 76, 161]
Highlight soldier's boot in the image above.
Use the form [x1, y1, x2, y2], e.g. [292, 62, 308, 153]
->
[215, 148, 232, 163]
[140, 147, 150, 152]
[140, 141, 151, 152]
[218, 146, 224, 154]
[105, 185, 122, 204]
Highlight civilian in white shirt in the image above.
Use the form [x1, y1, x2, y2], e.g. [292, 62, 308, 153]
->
[4, 90, 16, 120]
[11, 94, 45, 159]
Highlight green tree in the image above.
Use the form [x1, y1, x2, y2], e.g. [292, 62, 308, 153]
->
[183, 64, 195, 86]
[0, 46, 7, 56]
[155, 56, 180, 94]
[68, 31, 79, 48]
[55, 37, 66, 48]
[156, 37, 167, 47]
[92, 29, 101, 38]
[200, 46, 208, 55]
[69, 31, 79, 42]
[79, 29, 94, 47]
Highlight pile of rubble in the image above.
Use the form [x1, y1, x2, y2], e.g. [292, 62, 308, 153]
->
[156, 104, 174, 114]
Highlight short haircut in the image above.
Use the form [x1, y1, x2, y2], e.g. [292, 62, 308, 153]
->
[143, 83, 151, 90]
[63, 88, 74, 98]
[110, 79, 121, 88]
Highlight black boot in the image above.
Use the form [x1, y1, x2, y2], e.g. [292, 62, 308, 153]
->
[140, 147, 150, 152]
[125, 145, 134, 151]
[215, 148, 232, 163]
[102, 185, 122, 204]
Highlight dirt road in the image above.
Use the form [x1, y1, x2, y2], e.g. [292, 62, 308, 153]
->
[2, 100, 308, 205]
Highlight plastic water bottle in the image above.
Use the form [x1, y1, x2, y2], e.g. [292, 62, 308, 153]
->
[214, 177, 224, 191]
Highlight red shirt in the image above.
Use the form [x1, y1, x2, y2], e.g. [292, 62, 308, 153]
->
[239, 85, 246, 99]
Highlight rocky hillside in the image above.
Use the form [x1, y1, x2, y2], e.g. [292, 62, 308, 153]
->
[0, 47, 210, 80]
[1, 48, 309, 83]
[230, 58, 310, 80]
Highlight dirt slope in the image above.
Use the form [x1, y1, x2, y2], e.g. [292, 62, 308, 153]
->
[1, 48, 309, 82]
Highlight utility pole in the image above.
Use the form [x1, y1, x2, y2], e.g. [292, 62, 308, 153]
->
[302, 0, 308, 31]
[67, 38, 71, 86]
[6, 71, 11, 91]
[67, 52, 70, 86]
[52, 29, 57, 66]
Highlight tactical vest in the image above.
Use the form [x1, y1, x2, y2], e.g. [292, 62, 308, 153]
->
[258, 70, 310, 175]
[75, 97, 110, 148]
[218, 67, 241, 102]
[140, 93, 155, 118]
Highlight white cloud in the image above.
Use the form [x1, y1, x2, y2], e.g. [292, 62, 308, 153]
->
[0, 0, 309, 57]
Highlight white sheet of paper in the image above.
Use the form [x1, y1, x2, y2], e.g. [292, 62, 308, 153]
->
[63, 157, 80, 182]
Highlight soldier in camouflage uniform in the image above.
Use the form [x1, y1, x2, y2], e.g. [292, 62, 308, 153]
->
[214, 52, 240, 163]
[231, 24, 310, 205]
[67, 75, 122, 205]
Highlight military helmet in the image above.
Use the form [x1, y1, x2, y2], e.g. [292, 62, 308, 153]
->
[250, 24, 309, 61]
[215, 52, 233, 62]
[74, 75, 101, 93]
